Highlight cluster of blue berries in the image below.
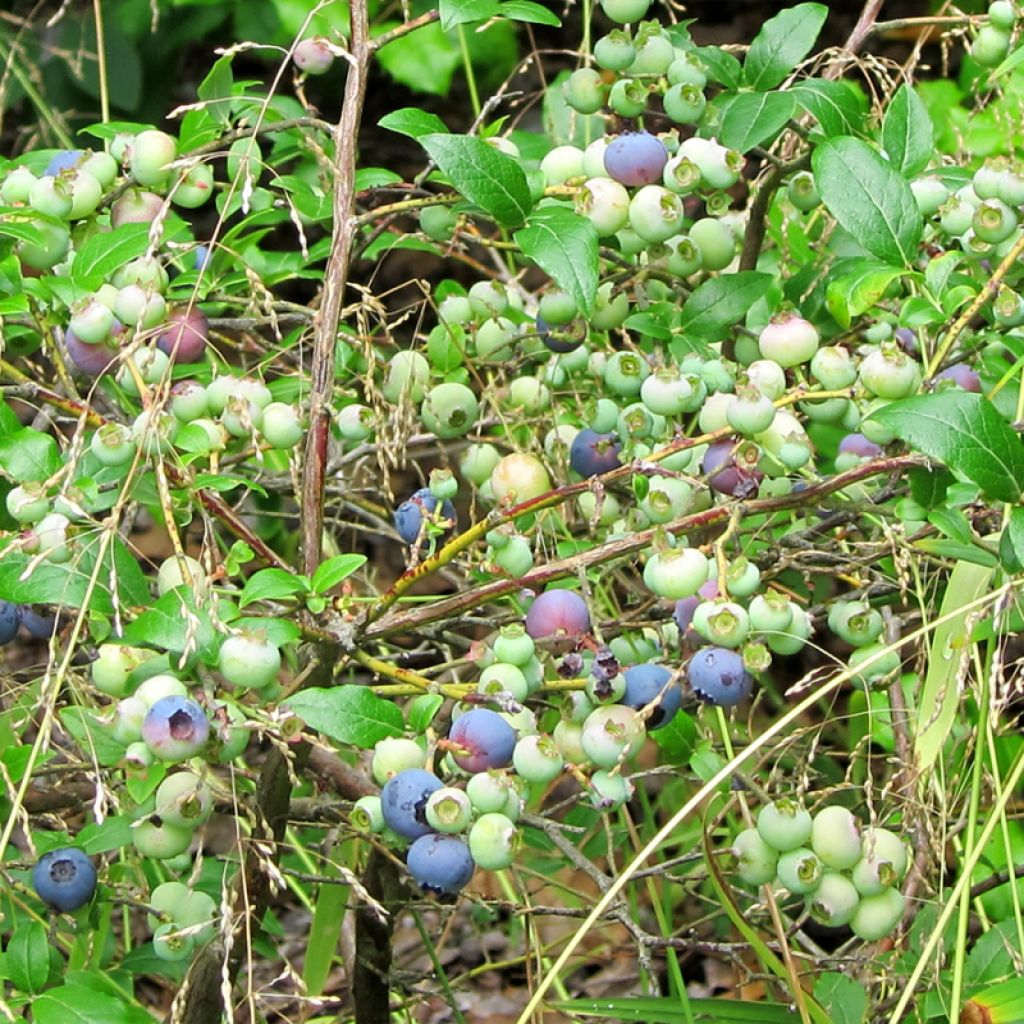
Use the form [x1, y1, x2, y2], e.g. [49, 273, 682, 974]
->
[733, 799, 909, 941]
[0, 601, 56, 644]
[354, 577, 769, 896]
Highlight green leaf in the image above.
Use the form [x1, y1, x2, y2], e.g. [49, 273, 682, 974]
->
[60, 707, 126, 766]
[407, 694, 443, 733]
[0, 218, 45, 246]
[76, 815, 135, 855]
[33, 982, 152, 1024]
[915, 560, 994, 772]
[193, 473, 267, 496]
[792, 78, 865, 136]
[196, 55, 234, 127]
[239, 568, 309, 609]
[121, 588, 218, 664]
[283, 685, 405, 748]
[231, 616, 302, 646]
[677, 271, 773, 339]
[439, 0, 499, 30]
[0, 426, 60, 482]
[354, 167, 403, 190]
[882, 83, 934, 178]
[312, 554, 367, 594]
[999, 506, 1024, 573]
[813, 136, 922, 266]
[650, 712, 696, 763]
[420, 133, 532, 227]
[909, 466, 953, 509]
[378, 108, 449, 139]
[913, 538, 997, 568]
[513, 207, 599, 314]
[375, 22, 462, 96]
[868, 391, 1024, 503]
[965, 920, 1020, 986]
[924, 250, 964, 300]
[72, 223, 151, 286]
[744, 3, 829, 90]
[814, 972, 867, 1024]
[693, 46, 743, 90]
[499, 0, 561, 26]
[553, 996, 797, 1023]
[719, 91, 795, 152]
[624, 311, 673, 342]
[7, 922, 50, 994]
[928, 506, 973, 545]
[0, 534, 149, 614]
[825, 260, 907, 328]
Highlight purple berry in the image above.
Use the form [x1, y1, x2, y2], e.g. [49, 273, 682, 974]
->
[934, 363, 981, 392]
[156, 307, 209, 364]
[406, 833, 475, 894]
[111, 189, 164, 228]
[448, 709, 516, 773]
[393, 487, 457, 546]
[603, 132, 669, 187]
[838, 433, 882, 459]
[701, 438, 763, 498]
[687, 646, 753, 707]
[524, 589, 591, 640]
[673, 596, 699, 636]
[569, 429, 622, 478]
[64, 326, 119, 376]
[142, 696, 210, 762]
[620, 663, 680, 728]
[31, 846, 97, 912]
[380, 768, 443, 839]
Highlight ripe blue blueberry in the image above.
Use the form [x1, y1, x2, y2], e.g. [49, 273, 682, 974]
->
[535, 314, 585, 354]
[569, 429, 622, 478]
[524, 589, 591, 640]
[32, 847, 97, 912]
[44, 149, 85, 176]
[603, 132, 669, 187]
[394, 487, 457, 546]
[0, 601, 21, 644]
[406, 833, 475, 894]
[142, 696, 211, 762]
[381, 768, 444, 839]
[687, 646, 753, 707]
[620, 663, 680, 729]
[448, 709, 516, 773]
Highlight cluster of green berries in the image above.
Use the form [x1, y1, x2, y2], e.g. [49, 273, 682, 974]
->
[733, 799, 909, 941]
[971, 1, 1018, 67]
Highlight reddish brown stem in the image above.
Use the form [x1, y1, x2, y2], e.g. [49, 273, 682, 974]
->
[365, 454, 922, 639]
[300, 7, 373, 578]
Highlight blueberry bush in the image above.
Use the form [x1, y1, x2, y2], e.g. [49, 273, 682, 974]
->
[2, 0, 1024, 1021]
